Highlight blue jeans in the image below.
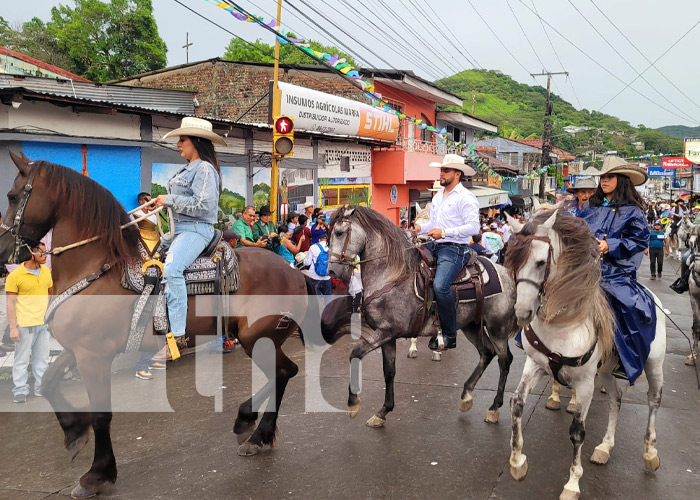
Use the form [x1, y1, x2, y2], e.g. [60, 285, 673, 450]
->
[427, 242, 471, 340]
[164, 221, 215, 336]
[312, 278, 332, 296]
[136, 351, 154, 372]
[12, 324, 50, 396]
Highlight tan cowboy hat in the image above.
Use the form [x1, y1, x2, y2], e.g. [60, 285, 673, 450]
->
[566, 176, 597, 193]
[429, 153, 476, 177]
[162, 117, 227, 146]
[593, 156, 647, 186]
[428, 180, 442, 192]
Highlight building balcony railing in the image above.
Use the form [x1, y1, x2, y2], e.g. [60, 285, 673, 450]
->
[395, 138, 461, 156]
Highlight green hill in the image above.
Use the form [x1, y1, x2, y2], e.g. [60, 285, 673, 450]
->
[436, 70, 683, 158]
[656, 125, 700, 139]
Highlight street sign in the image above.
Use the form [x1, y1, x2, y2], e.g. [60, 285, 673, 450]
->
[685, 138, 700, 165]
[648, 166, 674, 177]
[661, 157, 691, 169]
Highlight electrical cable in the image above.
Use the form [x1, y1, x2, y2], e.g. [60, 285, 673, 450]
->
[402, 0, 476, 70]
[418, 0, 482, 69]
[505, 0, 548, 72]
[515, 0, 697, 124]
[566, 0, 698, 124]
[466, 0, 533, 77]
[589, 0, 700, 115]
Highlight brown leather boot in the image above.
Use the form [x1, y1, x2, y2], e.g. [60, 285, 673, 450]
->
[166, 336, 190, 361]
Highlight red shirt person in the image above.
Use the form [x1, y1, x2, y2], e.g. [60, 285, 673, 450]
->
[291, 214, 312, 252]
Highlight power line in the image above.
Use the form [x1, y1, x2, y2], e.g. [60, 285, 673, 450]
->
[515, 0, 697, 124]
[505, 0, 547, 72]
[333, 0, 445, 79]
[566, 0, 698, 123]
[529, 0, 582, 109]
[418, 0, 482, 69]
[466, 0, 533, 77]
[597, 18, 700, 116]
[403, 0, 476, 70]
[589, 0, 700, 115]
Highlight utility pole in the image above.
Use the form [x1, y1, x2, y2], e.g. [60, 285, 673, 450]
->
[269, 0, 284, 224]
[183, 32, 193, 64]
[472, 90, 476, 115]
[531, 71, 568, 199]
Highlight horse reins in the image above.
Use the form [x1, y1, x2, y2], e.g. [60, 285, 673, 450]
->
[513, 234, 555, 301]
[0, 171, 37, 263]
[327, 215, 389, 267]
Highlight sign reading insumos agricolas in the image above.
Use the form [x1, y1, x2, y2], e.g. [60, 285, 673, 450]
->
[278, 81, 399, 142]
[685, 138, 700, 165]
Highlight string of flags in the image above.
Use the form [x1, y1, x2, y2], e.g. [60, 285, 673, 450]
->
[203, 1, 683, 182]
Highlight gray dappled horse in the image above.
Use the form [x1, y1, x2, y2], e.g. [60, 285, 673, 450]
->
[686, 225, 700, 366]
[505, 210, 666, 500]
[326, 205, 518, 426]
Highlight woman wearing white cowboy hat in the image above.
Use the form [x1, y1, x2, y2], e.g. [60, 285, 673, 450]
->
[153, 117, 226, 357]
[580, 156, 652, 382]
[413, 153, 479, 351]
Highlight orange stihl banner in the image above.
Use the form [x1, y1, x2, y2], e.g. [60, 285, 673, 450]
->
[278, 82, 399, 142]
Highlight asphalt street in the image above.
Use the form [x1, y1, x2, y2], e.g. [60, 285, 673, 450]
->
[0, 254, 698, 500]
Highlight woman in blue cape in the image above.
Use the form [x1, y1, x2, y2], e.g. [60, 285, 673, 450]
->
[581, 157, 655, 384]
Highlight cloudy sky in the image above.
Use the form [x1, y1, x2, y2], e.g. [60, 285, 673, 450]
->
[6, 0, 700, 128]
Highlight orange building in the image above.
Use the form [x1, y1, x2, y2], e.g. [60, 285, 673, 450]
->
[367, 70, 496, 223]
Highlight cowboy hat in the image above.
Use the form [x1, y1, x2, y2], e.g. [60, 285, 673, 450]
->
[592, 156, 647, 186]
[162, 117, 227, 146]
[303, 201, 314, 209]
[428, 180, 442, 192]
[429, 154, 476, 177]
[566, 176, 597, 193]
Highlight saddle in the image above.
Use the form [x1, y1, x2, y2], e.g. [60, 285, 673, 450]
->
[413, 247, 503, 337]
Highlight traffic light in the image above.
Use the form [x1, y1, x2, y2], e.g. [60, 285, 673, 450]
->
[273, 116, 294, 157]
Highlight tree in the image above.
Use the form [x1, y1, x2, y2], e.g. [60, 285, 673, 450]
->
[0, 16, 74, 72]
[223, 35, 357, 67]
[47, 0, 167, 81]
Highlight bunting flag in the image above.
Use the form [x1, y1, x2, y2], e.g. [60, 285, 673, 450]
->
[203, 1, 683, 182]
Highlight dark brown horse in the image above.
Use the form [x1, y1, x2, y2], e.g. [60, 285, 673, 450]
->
[0, 152, 311, 498]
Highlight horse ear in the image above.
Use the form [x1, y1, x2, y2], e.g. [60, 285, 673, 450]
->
[542, 209, 558, 230]
[9, 150, 30, 175]
[532, 197, 542, 213]
[505, 213, 523, 233]
[344, 207, 355, 217]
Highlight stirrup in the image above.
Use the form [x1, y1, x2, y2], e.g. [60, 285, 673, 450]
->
[436, 331, 445, 352]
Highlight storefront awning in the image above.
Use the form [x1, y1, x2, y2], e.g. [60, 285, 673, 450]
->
[467, 186, 510, 208]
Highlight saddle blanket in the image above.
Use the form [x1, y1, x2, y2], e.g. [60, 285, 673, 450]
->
[121, 240, 240, 295]
[414, 256, 503, 303]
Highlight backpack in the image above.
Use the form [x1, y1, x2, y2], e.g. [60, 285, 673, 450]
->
[314, 243, 329, 276]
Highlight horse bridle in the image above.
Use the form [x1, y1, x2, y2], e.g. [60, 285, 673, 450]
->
[0, 170, 38, 264]
[327, 216, 356, 266]
[513, 234, 555, 303]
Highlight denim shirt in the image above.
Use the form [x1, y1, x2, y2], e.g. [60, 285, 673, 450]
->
[165, 159, 220, 224]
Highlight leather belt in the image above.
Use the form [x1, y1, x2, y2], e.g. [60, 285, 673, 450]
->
[435, 242, 467, 247]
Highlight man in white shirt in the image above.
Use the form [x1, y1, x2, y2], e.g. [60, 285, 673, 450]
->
[304, 231, 332, 295]
[413, 154, 480, 350]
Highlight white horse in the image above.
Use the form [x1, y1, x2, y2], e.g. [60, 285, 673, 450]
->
[687, 226, 700, 366]
[667, 213, 692, 260]
[407, 201, 432, 360]
[505, 210, 666, 500]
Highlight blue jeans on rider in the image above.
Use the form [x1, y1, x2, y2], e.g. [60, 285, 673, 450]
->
[427, 242, 471, 340]
[164, 221, 215, 337]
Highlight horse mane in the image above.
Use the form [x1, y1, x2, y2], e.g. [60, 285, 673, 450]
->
[330, 205, 417, 283]
[505, 211, 615, 361]
[35, 161, 140, 265]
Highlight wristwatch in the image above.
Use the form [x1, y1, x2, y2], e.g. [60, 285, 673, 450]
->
[441, 229, 446, 239]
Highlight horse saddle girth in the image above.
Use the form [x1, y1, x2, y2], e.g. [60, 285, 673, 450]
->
[121, 238, 241, 296]
[413, 251, 503, 304]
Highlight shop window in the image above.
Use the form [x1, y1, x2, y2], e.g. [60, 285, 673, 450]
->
[420, 114, 433, 143]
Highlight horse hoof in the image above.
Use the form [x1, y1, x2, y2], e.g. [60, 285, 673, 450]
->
[566, 401, 577, 414]
[559, 487, 580, 500]
[590, 447, 610, 465]
[545, 398, 561, 411]
[685, 354, 696, 366]
[460, 395, 473, 413]
[71, 484, 99, 499]
[600, 386, 607, 394]
[431, 351, 442, 362]
[644, 450, 660, 471]
[348, 403, 360, 419]
[407, 349, 417, 358]
[510, 458, 528, 481]
[235, 428, 254, 445]
[484, 410, 499, 424]
[67, 432, 90, 462]
[366, 415, 386, 428]
[237, 441, 262, 457]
